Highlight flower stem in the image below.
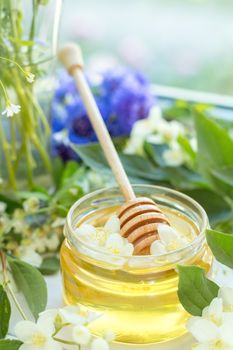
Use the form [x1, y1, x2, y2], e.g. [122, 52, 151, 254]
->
[0, 251, 27, 320]
[0, 120, 17, 189]
[0, 79, 9, 101]
[0, 56, 27, 76]
[52, 323, 71, 337]
[53, 337, 81, 348]
[28, 0, 38, 65]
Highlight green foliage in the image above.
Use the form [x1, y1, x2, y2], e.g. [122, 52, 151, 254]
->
[177, 265, 219, 316]
[0, 285, 11, 339]
[195, 111, 233, 199]
[184, 189, 232, 226]
[206, 229, 233, 269]
[39, 256, 60, 275]
[72, 133, 233, 227]
[8, 258, 47, 319]
[73, 143, 170, 184]
[0, 340, 22, 350]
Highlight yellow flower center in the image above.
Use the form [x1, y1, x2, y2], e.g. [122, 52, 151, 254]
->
[32, 333, 46, 346]
[167, 240, 179, 251]
[212, 339, 225, 350]
[209, 313, 221, 326]
[110, 247, 120, 255]
[96, 229, 107, 245]
[78, 310, 88, 318]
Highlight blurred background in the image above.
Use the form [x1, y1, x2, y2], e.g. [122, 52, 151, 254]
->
[59, 0, 233, 95]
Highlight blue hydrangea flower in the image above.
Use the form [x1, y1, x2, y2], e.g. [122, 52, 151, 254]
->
[51, 68, 156, 161]
[51, 133, 80, 162]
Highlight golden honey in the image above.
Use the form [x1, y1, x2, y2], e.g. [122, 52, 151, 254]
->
[60, 185, 211, 344]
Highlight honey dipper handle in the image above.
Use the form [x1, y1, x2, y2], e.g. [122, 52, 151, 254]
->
[58, 43, 135, 201]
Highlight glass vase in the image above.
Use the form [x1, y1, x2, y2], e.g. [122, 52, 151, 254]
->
[0, 0, 62, 191]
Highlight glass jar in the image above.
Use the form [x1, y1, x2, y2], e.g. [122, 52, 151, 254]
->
[60, 185, 211, 345]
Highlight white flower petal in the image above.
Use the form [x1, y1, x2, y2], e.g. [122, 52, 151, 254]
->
[19, 345, 37, 350]
[105, 233, 124, 254]
[150, 240, 167, 255]
[148, 106, 162, 124]
[222, 312, 233, 324]
[163, 145, 185, 167]
[192, 344, 210, 350]
[15, 321, 38, 342]
[123, 243, 134, 256]
[146, 133, 164, 145]
[202, 298, 223, 325]
[45, 339, 63, 350]
[220, 321, 233, 346]
[104, 215, 120, 233]
[157, 224, 179, 245]
[187, 317, 219, 343]
[2, 103, 21, 117]
[72, 325, 91, 345]
[39, 309, 59, 322]
[91, 338, 109, 350]
[26, 73, 35, 83]
[37, 314, 55, 336]
[104, 329, 116, 342]
[218, 287, 233, 312]
[20, 247, 42, 267]
[86, 310, 102, 323]
[77, 224, 96, 237]
[59, 305, 86, 325]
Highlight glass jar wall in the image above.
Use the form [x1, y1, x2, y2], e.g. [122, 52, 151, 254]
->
[61, 185, 211, 345]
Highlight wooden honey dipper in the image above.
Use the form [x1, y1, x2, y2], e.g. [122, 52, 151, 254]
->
[58, 43, 170, 255]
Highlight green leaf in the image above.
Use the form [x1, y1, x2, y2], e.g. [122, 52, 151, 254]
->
[0, 340, 22, 350]
[52, 157, 64, 188]
[144, 142, 169, 167]
[60, 161, 80, 186]
[177, 134, 196, 166]
[0, 285, 11, 338]
[165, 167, 206, 190]
[195, 111, 233, 194]
[39, 256, 60, 275]
[206, 229, 233, 269]
[210, 166, 233, 199]
[184, 188, 232, 226]
[8, 258, 47, 319]
[73, 143, 170, 183]
[16, 191, 49, 202]
[72, 143, 109, 172]
[120, 153, 169, 182]
[211, 166, 233, 187]
[0, 193, 21, 213]
[178, 265, 219, 316]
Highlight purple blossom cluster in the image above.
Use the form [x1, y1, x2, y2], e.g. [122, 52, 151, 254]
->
[51, 67, 156, 161]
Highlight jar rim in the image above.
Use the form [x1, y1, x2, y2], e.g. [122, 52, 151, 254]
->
[65, 184, 209, 261]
